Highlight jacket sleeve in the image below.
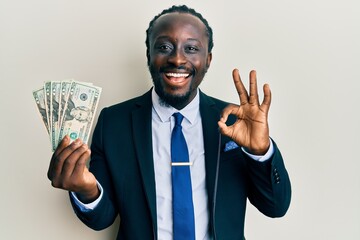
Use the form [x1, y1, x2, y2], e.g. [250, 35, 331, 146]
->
[245, 140, 291, 217]
[69, 108, 118, 230]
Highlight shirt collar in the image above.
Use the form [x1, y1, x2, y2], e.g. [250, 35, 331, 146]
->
[152, 88, 200, 125]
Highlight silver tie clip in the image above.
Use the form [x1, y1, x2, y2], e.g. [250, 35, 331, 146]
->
[171, 162, 193, 166]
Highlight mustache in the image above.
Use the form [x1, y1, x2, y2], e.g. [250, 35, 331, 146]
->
[160, 65, 195, 74]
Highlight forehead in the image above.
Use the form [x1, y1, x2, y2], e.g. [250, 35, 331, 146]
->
[150, 12, 208, 43]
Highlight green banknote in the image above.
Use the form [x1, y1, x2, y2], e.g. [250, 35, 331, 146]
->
[33, 80, 102, 152]
[51, 81, 61, 151]
[32, 88, 50, 134]
[57, 82, 101, 148]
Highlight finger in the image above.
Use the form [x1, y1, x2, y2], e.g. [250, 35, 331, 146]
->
[48, 135, 70, 180]
[71, 148, 91, 180]
[50, 139, 84, 181]
[218, 119, 234, 138]
[232, 69, 249, 105]
[249, 70, 260, 105]
[53, 135, 70, 158]
[218, 104, 241, 138]
[61, 143, 89, 179]
[260, 83, 272, 113]
[219, 104, 240, 123]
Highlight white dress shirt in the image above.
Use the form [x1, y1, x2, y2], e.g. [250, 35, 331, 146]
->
[151, 89, 209, 239]
[71, 88, 274, 239]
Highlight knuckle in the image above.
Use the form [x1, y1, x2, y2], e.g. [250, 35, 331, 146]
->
[69, 143, 79, 151]
[62, 182, 70, 190]
[62, 158, 73, 168]
[51, 179, 60, 188]
[51, 177, 68, 190]
[76, 157, 86, 167]
[52, 155, 63, 165]
[64, 155, 81, 168]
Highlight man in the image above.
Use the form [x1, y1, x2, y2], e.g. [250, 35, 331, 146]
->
[48, 5, 291, 240]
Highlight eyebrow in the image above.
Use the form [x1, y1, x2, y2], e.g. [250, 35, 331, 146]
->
[154, 36, 202, 44]
[187, 38, 201, 44]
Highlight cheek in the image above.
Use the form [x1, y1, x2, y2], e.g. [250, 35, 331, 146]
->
[189, 54, 207, 70]
[150, 54, 166, 68]
[193, 60, 207, 75]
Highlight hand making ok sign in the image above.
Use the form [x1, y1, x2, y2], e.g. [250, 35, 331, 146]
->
[218, 69, 271, 155]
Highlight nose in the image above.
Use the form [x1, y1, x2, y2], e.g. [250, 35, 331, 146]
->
[167, 48, 187, 66]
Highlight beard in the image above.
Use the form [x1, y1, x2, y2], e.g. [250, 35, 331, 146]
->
[154, 81, 192, 108]
[149, 65, 197, 109]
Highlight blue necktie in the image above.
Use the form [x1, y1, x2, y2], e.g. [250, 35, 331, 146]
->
[171, 112, 195, 240]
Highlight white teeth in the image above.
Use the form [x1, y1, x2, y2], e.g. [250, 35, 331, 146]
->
[165, 73, 189, 78]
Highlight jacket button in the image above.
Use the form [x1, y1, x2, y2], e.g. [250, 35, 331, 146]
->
[275, 176, 280, 184]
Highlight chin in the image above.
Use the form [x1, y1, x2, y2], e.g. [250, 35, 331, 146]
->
[155, 83, 192, 108]
[150, 66, 197, 108]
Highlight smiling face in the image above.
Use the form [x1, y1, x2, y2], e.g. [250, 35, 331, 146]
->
[147, 13, 212, 109]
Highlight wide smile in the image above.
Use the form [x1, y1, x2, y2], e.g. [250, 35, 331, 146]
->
[163, 72, 191, 86]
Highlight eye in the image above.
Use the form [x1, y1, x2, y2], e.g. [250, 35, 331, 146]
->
[160, 45, 169, 49]
[156, 43, 173, 53]
[185, 45, 199, 53]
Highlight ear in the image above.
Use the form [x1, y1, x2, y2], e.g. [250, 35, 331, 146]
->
[206, 52, 212, 68]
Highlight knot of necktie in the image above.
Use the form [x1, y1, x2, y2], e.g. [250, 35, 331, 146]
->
[173, 112, 184, 127]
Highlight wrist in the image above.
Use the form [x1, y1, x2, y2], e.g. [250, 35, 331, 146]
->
[76, 183, 100, 204]
[248, 140, 270, 155]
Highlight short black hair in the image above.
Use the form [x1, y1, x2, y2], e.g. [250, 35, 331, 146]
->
[145, 5, 214, 63]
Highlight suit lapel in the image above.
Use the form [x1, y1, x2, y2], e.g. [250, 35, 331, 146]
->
[199, 92, 222, 220]
[131, 90, 158, 235]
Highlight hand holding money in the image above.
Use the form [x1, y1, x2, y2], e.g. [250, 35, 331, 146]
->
[48, 135, 99, 203]
[33, 80, 102, 200]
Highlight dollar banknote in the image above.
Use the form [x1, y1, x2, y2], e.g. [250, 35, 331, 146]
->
[32, 88, 50, 133]
[58, 81, 102, 148]
[44, 82, 52, 135]
[59, 80, 73, 124]
[51, 81, 62, 151]
[33, 80, 102, 152]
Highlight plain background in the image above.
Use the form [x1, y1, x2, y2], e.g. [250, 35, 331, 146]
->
[1, 0, 359, 239]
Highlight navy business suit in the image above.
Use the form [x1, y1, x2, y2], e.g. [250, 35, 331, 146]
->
[70, 89, 291, 239]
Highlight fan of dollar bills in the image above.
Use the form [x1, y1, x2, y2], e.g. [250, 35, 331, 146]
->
[33, 80, 102, 152]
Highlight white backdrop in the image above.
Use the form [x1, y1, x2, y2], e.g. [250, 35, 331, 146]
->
[1, 0, 359, 239]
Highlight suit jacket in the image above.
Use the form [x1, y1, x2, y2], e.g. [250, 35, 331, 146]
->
[70, 89, 291, 240]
